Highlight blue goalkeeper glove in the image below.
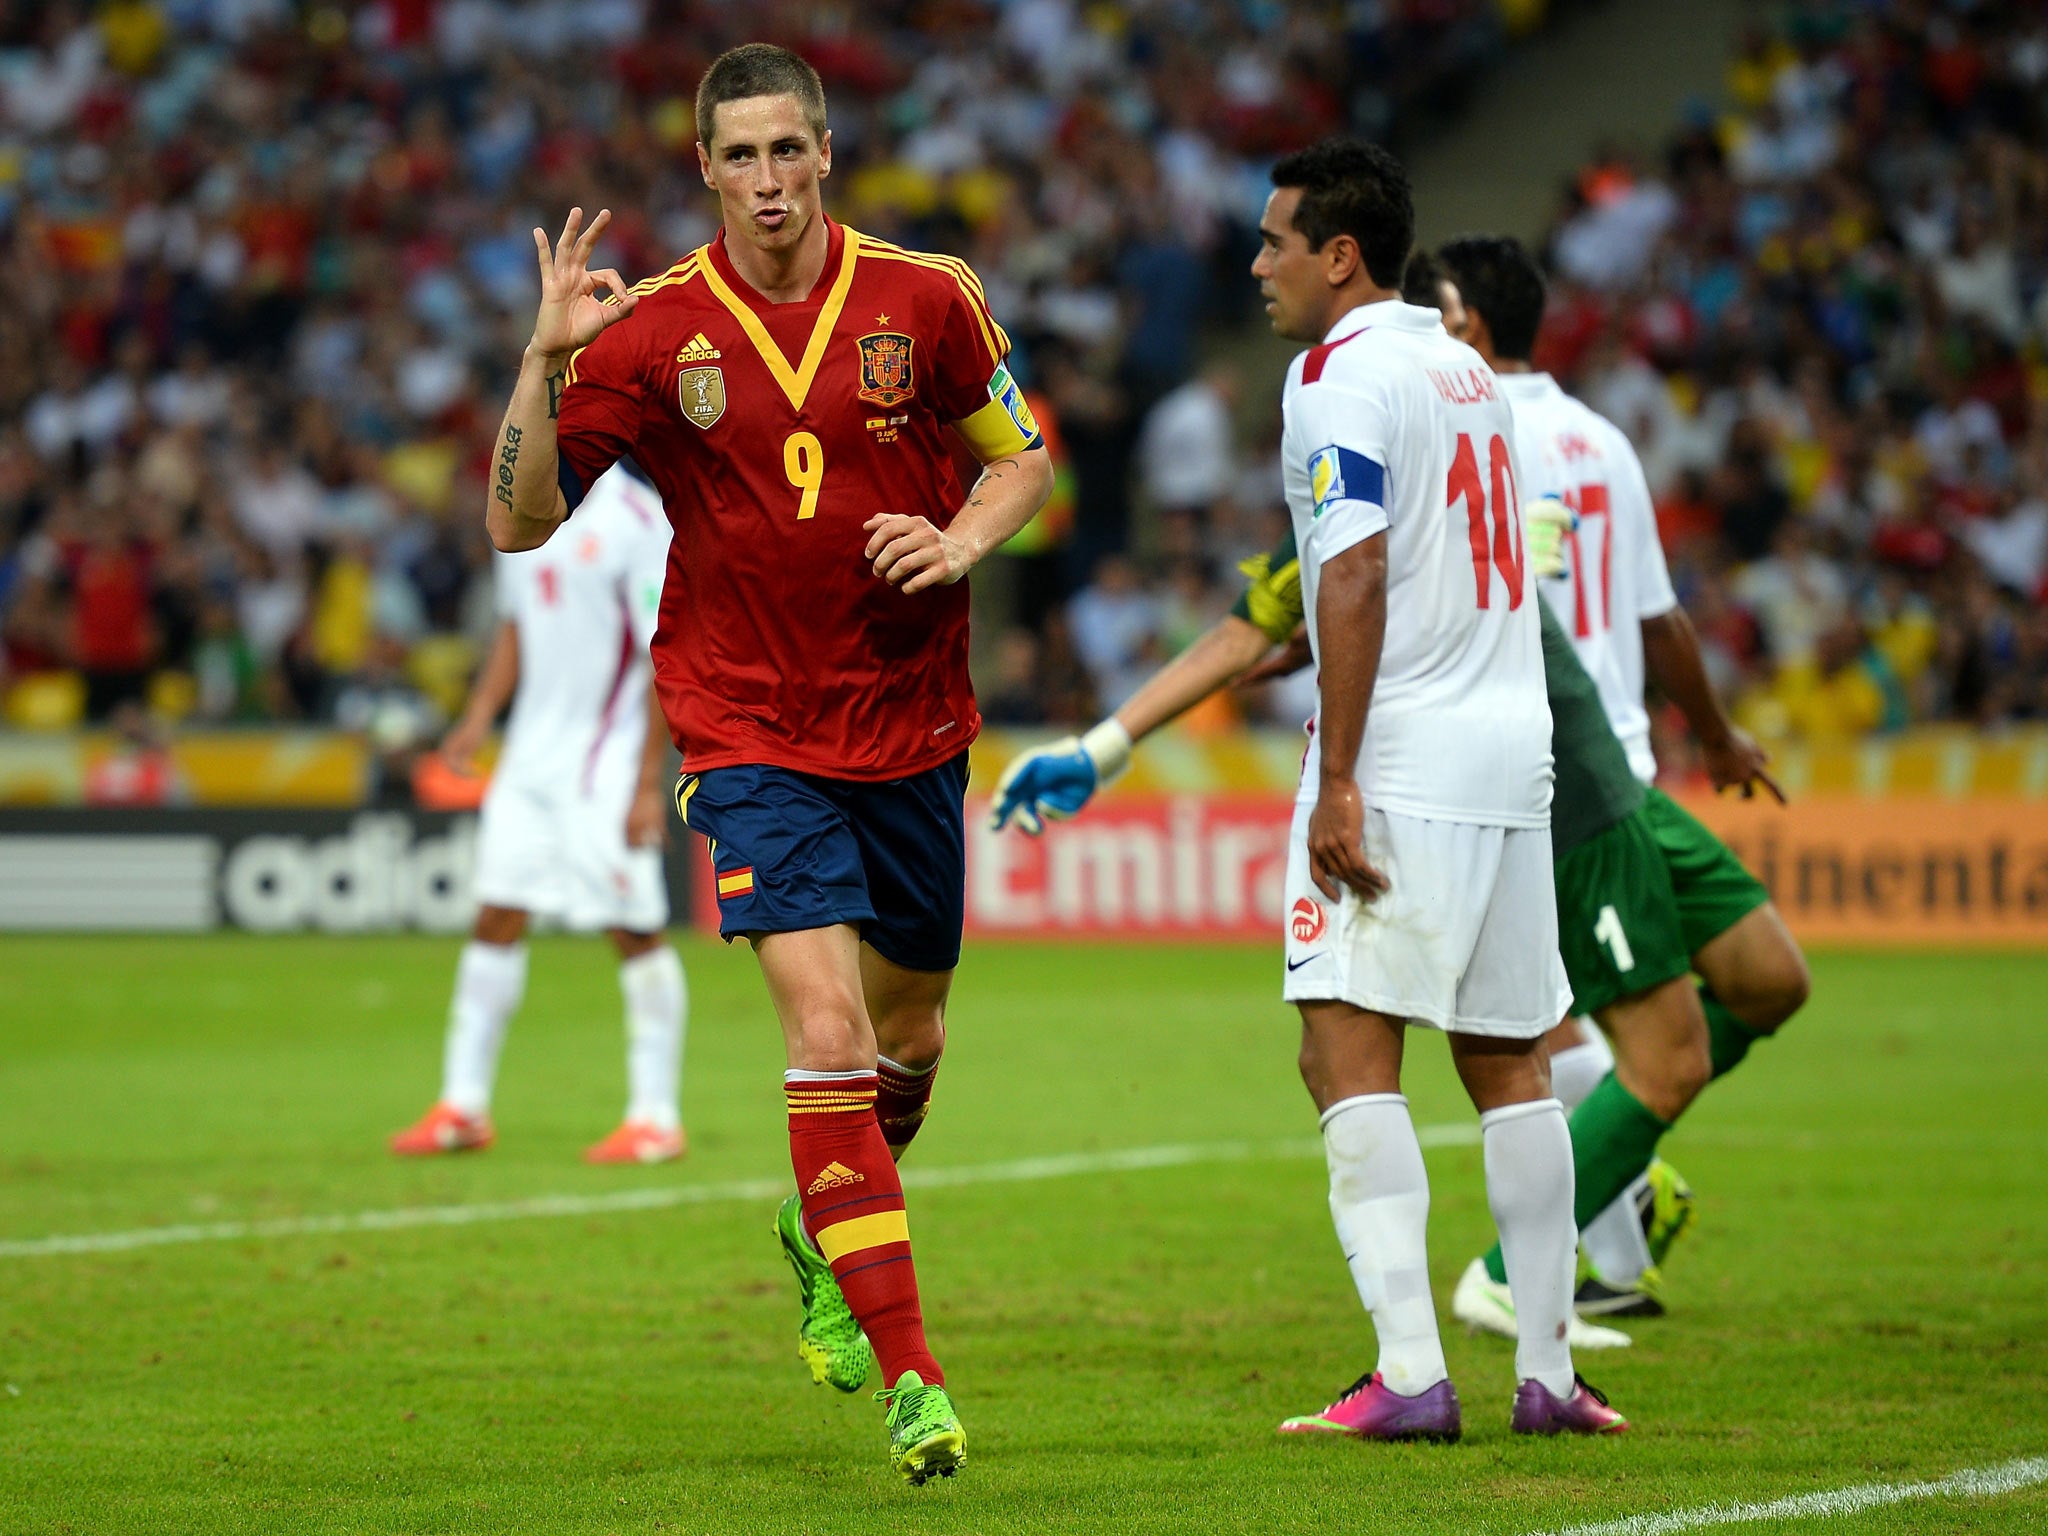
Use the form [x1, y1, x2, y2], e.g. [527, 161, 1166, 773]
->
[989, 720, 1134, 835]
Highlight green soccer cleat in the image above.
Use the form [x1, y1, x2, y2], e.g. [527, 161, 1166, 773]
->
[1643, 1158, 1697, 1268]
[1575, 1262, 1669, 1318]
[775, 1193, 874, 1392]
[877, 1370, 966, 1484]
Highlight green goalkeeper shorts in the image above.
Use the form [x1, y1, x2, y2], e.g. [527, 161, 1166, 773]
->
[1554, 787, 1771, 1017]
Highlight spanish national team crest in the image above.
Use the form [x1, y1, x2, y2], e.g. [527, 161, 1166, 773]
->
[855, 332, 916, 408]
[678, 366, 725, 429]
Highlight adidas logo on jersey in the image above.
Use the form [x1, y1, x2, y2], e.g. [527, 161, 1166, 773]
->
[806, 1161, 865, 1194]
[675, 332, 722, 363]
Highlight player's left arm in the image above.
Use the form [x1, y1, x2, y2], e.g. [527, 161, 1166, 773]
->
[991, 530, 1300, 834]
[1616, 440, 1783, 803]
[1642, 607, 1782, 803]
[868, 448, 1056, 598]
[867, 444, 1052, 595]
[621, 519, 673, 848]
[441, 619, 520, 770]
[866, 277, 1054, 594]
[625, 683, 671, 849]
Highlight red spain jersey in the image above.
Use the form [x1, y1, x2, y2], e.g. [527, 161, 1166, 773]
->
[554, 217, 1038, 780]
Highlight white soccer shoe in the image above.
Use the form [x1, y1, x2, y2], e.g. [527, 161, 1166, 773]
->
[1451, 1258, 1633, 1350]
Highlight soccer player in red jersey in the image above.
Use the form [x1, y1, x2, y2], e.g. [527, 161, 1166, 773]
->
[482, 44, 1052, 1483]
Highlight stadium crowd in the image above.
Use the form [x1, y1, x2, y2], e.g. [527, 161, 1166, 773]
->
[2, 0, 2043, 755]
[0, 0, 1521, 740]
[1053, 0, 2048, 749]
[1529, 0, 2048, 753]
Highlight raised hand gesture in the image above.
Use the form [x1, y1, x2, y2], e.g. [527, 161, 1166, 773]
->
[1702, 726, 1786, 804]
[530, 207, 636, 360]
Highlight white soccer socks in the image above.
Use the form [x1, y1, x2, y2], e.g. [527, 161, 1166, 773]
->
[620, 945, 687, 1132]
[442, 940, 529, 1115]
[1551, 1026, 1653, 1284]
[1480, 1097, 1577, 1398]
[1581, 1172, 1656, 1284]
[1321, 1093, 1449, 1397]
[1548, 1024, 1614, 1111]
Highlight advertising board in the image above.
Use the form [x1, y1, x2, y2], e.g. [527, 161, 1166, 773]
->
[0, 811, 686, 934]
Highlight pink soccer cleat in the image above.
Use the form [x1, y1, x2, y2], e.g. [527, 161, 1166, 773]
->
[583, 1121, 687, 1165]
[390, 1103, 494, 1156]
[1511, 1374, 1630, 1435]
[1278, 1372, 1462, 1442]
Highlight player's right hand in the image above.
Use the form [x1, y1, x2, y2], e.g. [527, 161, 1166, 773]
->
[1307, 779, 1390, 902]
[1524, 496, 1576, 581]
[1237, 623, 1313, 687]
[439, 716, 489, 773]
[530, 207, 636, 360]
[1702, 726, 1786, 804]
[990, 738, 1098, 836]
[625, 785, 670, 849]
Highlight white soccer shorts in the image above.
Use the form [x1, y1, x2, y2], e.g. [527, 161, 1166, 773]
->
[472, 774, 669, 933]
[1280, 799, 1571, 1038]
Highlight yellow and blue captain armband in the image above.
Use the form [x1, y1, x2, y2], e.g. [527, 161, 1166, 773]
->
[954, 363, 1044, 462]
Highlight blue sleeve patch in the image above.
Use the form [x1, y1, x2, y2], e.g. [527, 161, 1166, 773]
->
[1307, 446, 1385, 519]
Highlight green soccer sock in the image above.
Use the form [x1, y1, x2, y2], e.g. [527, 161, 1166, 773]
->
[1482, 1074, 1670, 1284]
[1704, 983, 1766, 1079]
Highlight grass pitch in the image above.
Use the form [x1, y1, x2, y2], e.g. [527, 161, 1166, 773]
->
[1, 935, 2044, 1535]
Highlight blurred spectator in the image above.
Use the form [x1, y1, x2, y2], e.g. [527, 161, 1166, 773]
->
[1530, 0, 2048, 750]
[1137, 364, 1240, 520]
[0, 0, 1561, 742]
[1032, 611, 1098, 727]
[1067, 555, 1161, 712]
[1761, 616, 1906, 744]
[979, 628, 1049, 728]
[1732, 520, 1849, 669]
[230, 442, 322, 563]
[58, 495, 156, 718]
[11, 0, 2031, 751]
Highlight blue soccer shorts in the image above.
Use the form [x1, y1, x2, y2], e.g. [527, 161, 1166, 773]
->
[674, 752, 969, 973]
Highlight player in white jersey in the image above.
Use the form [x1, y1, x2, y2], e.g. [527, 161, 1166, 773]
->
[390, 462, 690, 1165]
[1138, 140, 1626, 1440]
[1511, 369, 1671, 782]
[1428, 236, 1809, 1315]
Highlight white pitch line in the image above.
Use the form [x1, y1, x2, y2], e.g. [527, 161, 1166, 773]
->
[0, 1124, 1480, 1260]
[1524, 1454, 2048, 1536]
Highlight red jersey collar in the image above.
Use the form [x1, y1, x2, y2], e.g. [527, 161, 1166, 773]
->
[707, 215, 847, 311]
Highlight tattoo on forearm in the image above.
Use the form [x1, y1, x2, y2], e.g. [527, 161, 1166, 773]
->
[545, 370, 565, 419]
[494, 424, 523, 511]
[965, 459, 1013, 510]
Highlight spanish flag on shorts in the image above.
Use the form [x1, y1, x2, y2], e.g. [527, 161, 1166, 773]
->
[716, 866, 754, 900]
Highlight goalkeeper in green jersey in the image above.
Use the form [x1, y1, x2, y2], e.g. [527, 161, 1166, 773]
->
[1413, 247, 1810, 1320]
[993, 493, 1808, 1342]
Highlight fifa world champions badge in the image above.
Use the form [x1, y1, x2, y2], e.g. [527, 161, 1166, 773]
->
[856, 332, 916, 408]
[678, 366, 726, 429]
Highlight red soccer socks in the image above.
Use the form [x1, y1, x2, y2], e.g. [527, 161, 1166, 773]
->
[786, 1070, 943, 1386]
[875, 1052, 941, 1157]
